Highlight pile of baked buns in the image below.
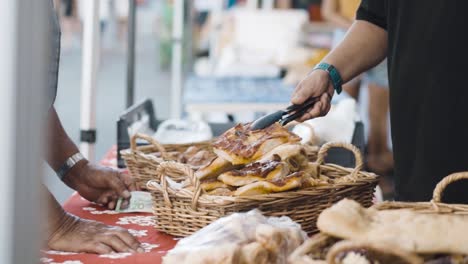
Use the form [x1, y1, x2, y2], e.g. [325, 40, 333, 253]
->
[191, 123, 325, 196]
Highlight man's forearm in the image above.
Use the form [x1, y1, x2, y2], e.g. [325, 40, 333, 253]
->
[46, 107, 88, 187]
[43, 185, 71, 240]
[321, 20, 388, 83]
[46, 107, 83, 171]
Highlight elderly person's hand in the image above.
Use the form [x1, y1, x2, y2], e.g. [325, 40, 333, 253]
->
[291, 70, 335, 121]
[63, 162, 136, 210]
[48, 213, 143, 254]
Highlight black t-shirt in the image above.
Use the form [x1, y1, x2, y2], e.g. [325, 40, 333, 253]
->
[357, 1, 468, 202]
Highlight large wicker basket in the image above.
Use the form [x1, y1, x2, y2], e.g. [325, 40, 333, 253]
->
[120, 133, 212, 189]
[146, 142, 378, 237]
[289, 172, 468, 263]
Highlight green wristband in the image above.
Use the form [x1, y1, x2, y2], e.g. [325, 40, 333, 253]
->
[313, 62, 343, 94]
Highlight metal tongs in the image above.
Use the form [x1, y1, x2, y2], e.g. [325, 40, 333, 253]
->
[251, 96, 320, 130]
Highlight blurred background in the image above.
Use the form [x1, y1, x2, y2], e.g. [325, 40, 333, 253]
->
[47, 0, 393, 203]
[47, 0, 330, 202]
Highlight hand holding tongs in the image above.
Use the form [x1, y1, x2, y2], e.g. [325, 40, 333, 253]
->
[250, 96, 320, 130]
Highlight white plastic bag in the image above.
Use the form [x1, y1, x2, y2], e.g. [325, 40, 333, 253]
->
[153, 119, 213, 144]
[163, 210, 307, 264]
[293, 98, 358, 145]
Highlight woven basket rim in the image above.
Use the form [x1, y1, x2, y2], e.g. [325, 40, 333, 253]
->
[147, 141, 379, 208]
[151, 180, 377, 205]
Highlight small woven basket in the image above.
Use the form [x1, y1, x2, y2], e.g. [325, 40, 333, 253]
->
[120, 133, 212, 189]
[146, 142, 378, 237]
[289, 172, 468, 263]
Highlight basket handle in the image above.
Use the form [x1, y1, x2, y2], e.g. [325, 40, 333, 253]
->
[152, 161, 202, 211]
[316, 142, 364, 177]
[130, 133, 169, 159]
[147, 178, 173, 208]
[432, 172, 468, 203]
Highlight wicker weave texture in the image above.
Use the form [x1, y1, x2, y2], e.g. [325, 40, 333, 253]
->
[146, 142, 378, 237]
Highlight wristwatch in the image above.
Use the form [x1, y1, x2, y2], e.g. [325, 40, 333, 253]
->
[56, 153, 86, 180]
[313, 62, 343, 94]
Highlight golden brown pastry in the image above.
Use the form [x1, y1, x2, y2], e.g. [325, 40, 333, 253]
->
[186, 150, 217, 168]
[239, 242, 270, 264]
[258, 144, 309, 172]
[206, 187, 234, 196]
[233, 172, 307, 196]
[195, 156, 238, 181]
[200, 179, 230, 192]
[218, 156, 290, 187]
[317, 199, 468, 256]
[326, 240, 424, 264]
[212, 123, 301, 165]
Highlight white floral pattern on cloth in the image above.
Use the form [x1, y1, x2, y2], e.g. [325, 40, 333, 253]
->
[116, 216, 156, 227]
[128, 229, 148, 237]
[99, 252, 133, 259]
[82, 206, 120, 215]
[141, 243, 160, 253]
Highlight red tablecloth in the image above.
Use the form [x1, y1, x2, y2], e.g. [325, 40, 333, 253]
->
[41, 146, 178, 264]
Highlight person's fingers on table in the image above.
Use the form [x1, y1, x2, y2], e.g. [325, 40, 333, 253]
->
[107, 200, 116, 210]
[120, 172, 137, 192]
[121, 200, 129, 209]
[100, 196, 109, 205]
[112, 228, 142, 252]
[96, 190, 115, 205]
[87, 242, 114, 255]
[101, 234, 135, 253]
[107, 171, 132, 199]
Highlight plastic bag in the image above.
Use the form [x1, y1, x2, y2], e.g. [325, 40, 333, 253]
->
[153, 119, 213, 144]
[163, 210, 307, 264]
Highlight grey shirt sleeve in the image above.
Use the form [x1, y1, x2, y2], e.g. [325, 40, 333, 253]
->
[46, 0, 61, 110]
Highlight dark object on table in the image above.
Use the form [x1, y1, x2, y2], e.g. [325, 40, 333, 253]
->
[250, 96, 321, 130]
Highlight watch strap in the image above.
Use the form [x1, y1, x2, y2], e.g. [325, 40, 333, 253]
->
[313, 62, 343, 94]
[56, 153, 85, 180]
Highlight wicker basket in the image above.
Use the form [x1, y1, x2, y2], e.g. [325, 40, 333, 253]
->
[289, 172, 468, 263]
[120, 133, 212, 189]
[146, 142, 378, 237]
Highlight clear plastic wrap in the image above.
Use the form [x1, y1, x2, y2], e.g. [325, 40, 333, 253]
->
[163, 210, 307, 264]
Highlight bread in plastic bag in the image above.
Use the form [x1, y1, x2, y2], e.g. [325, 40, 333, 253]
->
[163, 209, 307, 264]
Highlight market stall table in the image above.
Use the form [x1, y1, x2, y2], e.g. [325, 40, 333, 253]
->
[42, 146, 178, 264]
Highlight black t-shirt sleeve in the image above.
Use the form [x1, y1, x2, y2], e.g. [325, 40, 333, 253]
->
[356, 0, 388, 30]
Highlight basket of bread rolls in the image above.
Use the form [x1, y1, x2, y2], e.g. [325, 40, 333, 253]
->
[146, 123, 378, 237]
[289, 172, 468, 264]
[121, 133, 215, 189]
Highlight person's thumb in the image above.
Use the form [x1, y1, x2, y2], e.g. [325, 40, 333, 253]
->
[291, 83, 312, 105]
